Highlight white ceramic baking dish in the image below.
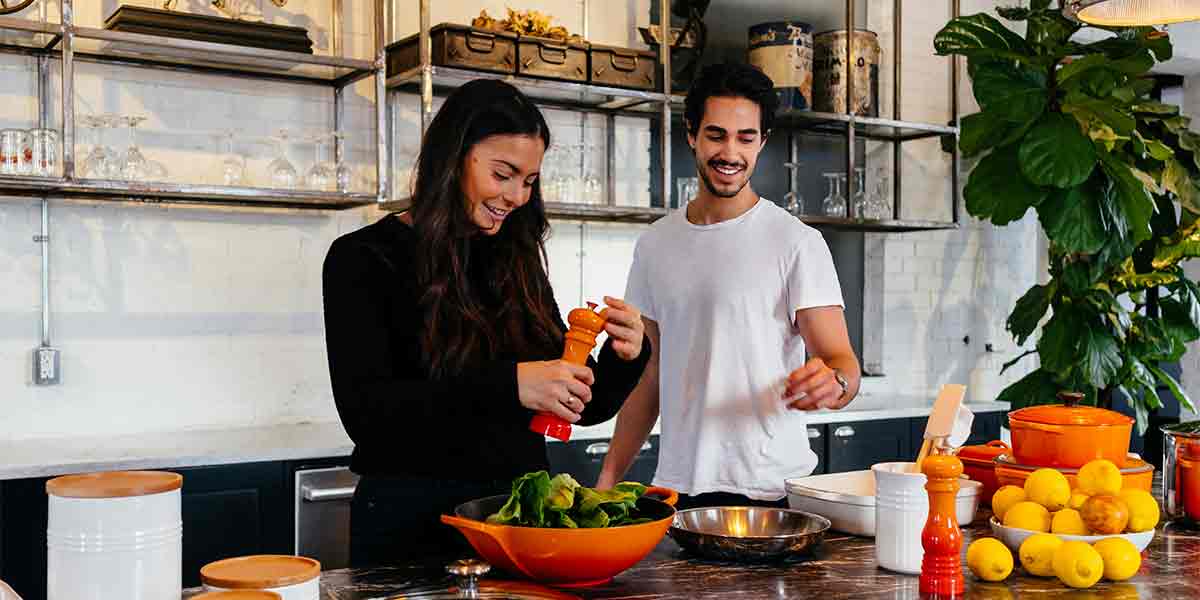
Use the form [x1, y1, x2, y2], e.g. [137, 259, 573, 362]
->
[785, 469, 982, 536]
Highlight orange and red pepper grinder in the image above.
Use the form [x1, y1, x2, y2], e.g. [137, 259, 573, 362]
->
[529, 302, 607, 441]
[920, 450, 965, 598]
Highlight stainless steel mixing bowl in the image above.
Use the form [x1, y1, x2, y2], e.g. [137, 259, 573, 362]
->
[668, 506, 831, 562]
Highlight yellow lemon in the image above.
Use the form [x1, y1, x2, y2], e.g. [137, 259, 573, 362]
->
[1004, 501, 1052, 532]
[1025, 468, 1071, 511]
[1053, 540, 1105, 588]
[967, 537, 1014, 582]
[1078, 459, 1123, 496]
[992, 485, 1028, 522]
[1019, 532, 1064, 577]
[1069, 491, 1091, 511]
[1093, 537, 1142, 581]
[1051, 508, 1090, 536]
[1119, 489, 1161, 533]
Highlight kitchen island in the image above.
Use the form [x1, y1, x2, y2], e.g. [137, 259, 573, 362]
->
[187, 513, 1200, 599]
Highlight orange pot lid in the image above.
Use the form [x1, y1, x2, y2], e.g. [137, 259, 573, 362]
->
[201, 555, 320, 589]
[192, 592, 283, 600]
[1009, 404, 1133, 426]
[46, 471, 182, 499]
[957, 440, 1011, 463]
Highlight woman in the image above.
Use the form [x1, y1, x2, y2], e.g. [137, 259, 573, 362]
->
[322, 79, 651, 567]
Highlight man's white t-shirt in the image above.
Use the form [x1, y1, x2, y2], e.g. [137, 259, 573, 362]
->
[625, 198, 845, 500]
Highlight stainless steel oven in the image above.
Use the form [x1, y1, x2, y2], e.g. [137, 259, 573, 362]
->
[294, 466, 359, 570]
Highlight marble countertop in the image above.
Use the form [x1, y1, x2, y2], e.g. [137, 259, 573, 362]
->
[0, 397, 1008, 481]
[246, 507, 1197, 600]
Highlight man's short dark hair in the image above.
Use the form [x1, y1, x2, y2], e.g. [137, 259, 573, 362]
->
[683, 62, 778, 137]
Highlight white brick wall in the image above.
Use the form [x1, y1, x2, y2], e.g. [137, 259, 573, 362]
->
[0, 0, 1040, 442]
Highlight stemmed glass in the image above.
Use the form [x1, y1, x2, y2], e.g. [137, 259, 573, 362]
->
[120, 115, 149, 181]
[583, 143, 603, 205]
[852, 168, 867, 218]
[331, 132, 353, 192]
[305, 133, 336, 191]
[214, 130, 246, 186]
[822, 173, 846, 218]
[267, 129, 297, 189]
[783, 161, 804, 216]
[870, 170, 892, 219]
[79, 114, 119, 179]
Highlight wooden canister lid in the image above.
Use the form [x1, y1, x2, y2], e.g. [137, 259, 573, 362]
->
[201, 555, 321, 589]
[192, 592, 283, 600]
[46, 471, 182, 499]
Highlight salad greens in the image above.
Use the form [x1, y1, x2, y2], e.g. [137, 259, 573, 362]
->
[486, 471, 653, 528]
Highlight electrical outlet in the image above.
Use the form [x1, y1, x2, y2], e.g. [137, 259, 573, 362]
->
[32, 346, 60, 385]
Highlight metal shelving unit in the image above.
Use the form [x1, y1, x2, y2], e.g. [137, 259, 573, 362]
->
[0, 0, 389, 209]
[379, 0, 959, 231]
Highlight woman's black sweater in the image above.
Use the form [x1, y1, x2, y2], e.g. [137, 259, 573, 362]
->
[322, 214, 650, 482]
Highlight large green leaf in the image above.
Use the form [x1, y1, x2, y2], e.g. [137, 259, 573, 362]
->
[1098, 149, 1155, 245]
[1163, 158, 1200, 214]
[1037, 309, 1085, 377]
[934, 13, 1033, 62]
[1062, 95, 1135, 136]
[1081, 324, 1123, 389]
[1162, 296, 1200, 342]
[960, 111, 1012, 157]
[1134, 101, 1180, 116]
[996, 6, 1030, 20]
[1036, 179, 1108, 254]
[1133, 315, 1186, 362]
[1137, 132, 1175, 161]
[1148, 363, 1197, 413]
[1110, 49, 1156, 75]
[966, 147, 1051, 224]
[1027, 11, 1081, 53]
[1008, 284, 1053, 346]
[971, 62, 1048, 122]
[1057, 54, 1111, 86]
[996, 368, 1060, 409]
[1020, 113, 1098, 188]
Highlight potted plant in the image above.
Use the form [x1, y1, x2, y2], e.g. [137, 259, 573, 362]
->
[934, 1, 1200, 433]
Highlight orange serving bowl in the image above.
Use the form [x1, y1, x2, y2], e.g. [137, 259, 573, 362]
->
[993, 453, 1154, 493]
[1008, 403, 1133, 468]
[441, 487, 678, 587]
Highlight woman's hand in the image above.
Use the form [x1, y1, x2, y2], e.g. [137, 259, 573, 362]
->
[600, 296, 645, 361]
[517, 360, 595, 422]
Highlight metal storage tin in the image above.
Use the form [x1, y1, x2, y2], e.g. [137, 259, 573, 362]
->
[747, 21, 813, 111]
[387, 24, 517, 77]
[517, 35, 588, 82]
[589, 44, 658, 91]
[813, 29, 881, 116]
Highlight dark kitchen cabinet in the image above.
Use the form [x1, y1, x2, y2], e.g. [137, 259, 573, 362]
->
[547, 435, 660, 487]
[0, 460, 294, 600]
[825, 418, 912, 474]
[807, 425, 828, 475]
[176, 461, 291, 588]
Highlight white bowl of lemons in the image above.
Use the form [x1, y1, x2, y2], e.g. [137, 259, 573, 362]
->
[988, 458, 1160, 555]
[989, 516, 1155, 553]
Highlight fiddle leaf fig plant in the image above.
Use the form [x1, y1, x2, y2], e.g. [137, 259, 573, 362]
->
[935, 2, 1200, 433]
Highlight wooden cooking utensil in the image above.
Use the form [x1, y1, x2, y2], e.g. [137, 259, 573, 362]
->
[915, 384, 966, 473]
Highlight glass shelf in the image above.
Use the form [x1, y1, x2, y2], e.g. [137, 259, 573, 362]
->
[0, 175, 375, 209]
[387, 65, 669, 114]
[0, 14, 59, 51]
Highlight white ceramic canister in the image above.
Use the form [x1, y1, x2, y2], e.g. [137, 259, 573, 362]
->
[201, 555, 320, 600]
[192, 592, 282, 600]
[871, 462, 929, 575]
[46, 470, 183, 600]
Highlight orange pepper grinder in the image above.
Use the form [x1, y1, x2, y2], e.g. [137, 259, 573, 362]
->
[529, 302, 607, 441]
[920, 450, 965, 598]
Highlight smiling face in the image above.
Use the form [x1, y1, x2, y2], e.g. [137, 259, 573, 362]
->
[461, 133, 546, 235]
[687, 96, 766, 199]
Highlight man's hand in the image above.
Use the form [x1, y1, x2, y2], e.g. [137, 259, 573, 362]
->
[784, 357, 849, 411]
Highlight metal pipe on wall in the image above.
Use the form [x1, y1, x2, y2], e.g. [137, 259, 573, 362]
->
[374, 0, 389, 202]
[892, 0, 902, 220]
[61, 0, 74, 180]
[845, 0, 856, 220]
[659, 0, 671, 213]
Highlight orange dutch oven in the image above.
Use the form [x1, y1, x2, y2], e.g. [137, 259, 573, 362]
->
[1008, 394, 1133, 469]
[441, 486, 678, 587]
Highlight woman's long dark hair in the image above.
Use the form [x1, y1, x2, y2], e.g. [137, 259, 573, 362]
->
[409, 79, 562, 379]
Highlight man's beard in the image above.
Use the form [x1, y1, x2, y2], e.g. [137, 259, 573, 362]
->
[694, 152, 750, 199]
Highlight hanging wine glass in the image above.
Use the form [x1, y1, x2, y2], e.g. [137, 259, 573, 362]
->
[853, 168, 867, 219]
[267, 129, 297, 189]
[120, 115, 149, 182]
[305, 133, 336, 191]
[213, 130, 245, 186]
[822, 173, 846, 218]
[783, 161, 804, 216]
[330, 132, 353, 192]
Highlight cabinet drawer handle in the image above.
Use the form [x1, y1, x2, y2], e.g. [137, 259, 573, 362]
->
[807, 428, 822, 439]
[584, 441, 653, 456]
[834, 426, 856, 438]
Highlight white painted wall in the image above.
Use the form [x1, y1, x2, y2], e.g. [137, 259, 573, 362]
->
[0, 0, 1041, 442]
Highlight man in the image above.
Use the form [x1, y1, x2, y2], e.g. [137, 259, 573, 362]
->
[596, 62, 861, 508]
